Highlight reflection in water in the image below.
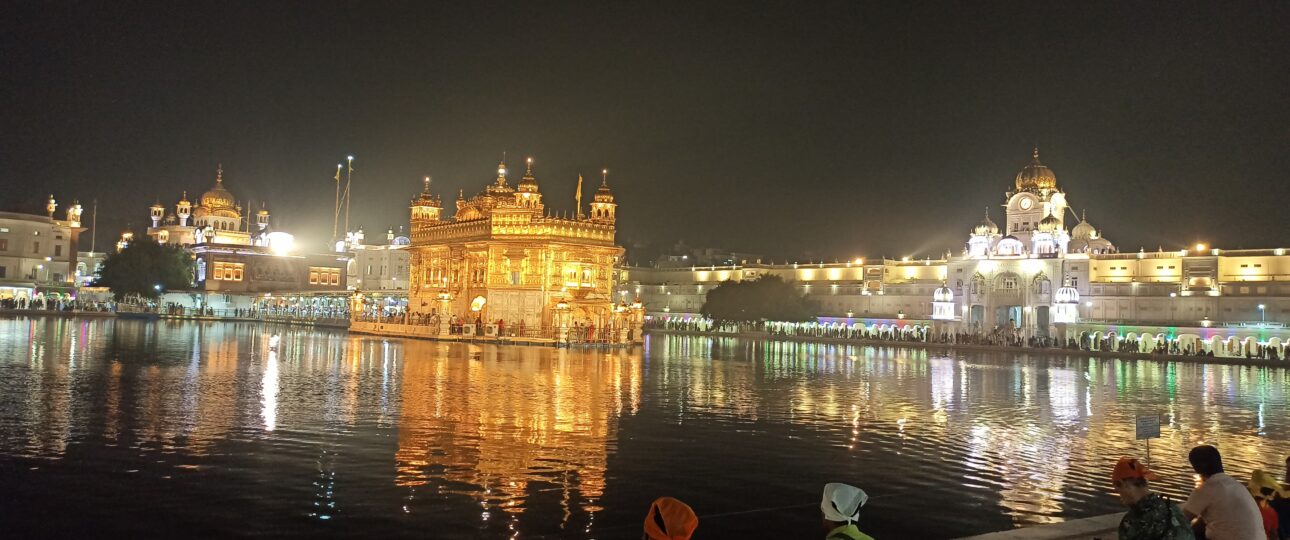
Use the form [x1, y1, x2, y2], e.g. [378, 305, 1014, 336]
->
[0, 319, 1287, 538]
[262, 349, 278, 431]
[393, 343, 641, 536]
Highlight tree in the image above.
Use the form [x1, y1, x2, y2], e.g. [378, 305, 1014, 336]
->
[700, 275, 816, 324]
[95, 238, 194, 300]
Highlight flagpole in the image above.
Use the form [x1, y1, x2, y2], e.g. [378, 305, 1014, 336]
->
[90, 199, 98, 253]
[333, 163, 342, 243]
[576, 174, 583, 219]
[344, 155, 353, 240]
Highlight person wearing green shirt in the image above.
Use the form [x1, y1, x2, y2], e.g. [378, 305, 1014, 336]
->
[1112, 457, 1194, 540]
[821, 482, 876, 540]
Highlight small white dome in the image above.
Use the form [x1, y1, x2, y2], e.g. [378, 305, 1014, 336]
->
[1071, 211, 1097, 240]
[933, 286, 954, 303]
[1054, 285, 1080, 304]
[973, 209, 999, 236]
[996, 236, 1024, 256]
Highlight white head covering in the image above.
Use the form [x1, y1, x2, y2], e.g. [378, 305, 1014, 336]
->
[821, 482, 867, 523]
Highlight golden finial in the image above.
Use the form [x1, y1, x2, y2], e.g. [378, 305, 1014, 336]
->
[216, 163, 223, 182]
[601, 168, 608, 186]
[525, 156, 533, 175]
[423, 176, 431, 193]
[1032, 146, 1039, 160]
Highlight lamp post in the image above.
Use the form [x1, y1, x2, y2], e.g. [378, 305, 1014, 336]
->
[629, 298, 645, 344]
[554, 298, 571, 344]
[613, 302, 629, 343]
[436, 289, 452, 334]
[1257, 304, 1266, 324]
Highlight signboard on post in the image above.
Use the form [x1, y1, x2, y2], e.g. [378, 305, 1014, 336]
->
[1136, 414, 1161, 468]
[1136, 415, 1161, 440]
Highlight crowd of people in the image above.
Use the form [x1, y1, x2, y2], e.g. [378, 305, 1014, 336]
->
[0, 297, 113, 312]
[1113, 446, 1288, 540]
[152, 303, 349, 321]
[648, 318, 1289, 361]
[0, 296, 353, 322]
[360, 311, 636, 343]
[643, 448, 1289, 539]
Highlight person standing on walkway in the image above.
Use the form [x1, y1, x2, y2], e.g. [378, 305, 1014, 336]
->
[1183, 445, 1264, 540]
[1112, 457, 1194, 540]
[821, 482, 874, 540]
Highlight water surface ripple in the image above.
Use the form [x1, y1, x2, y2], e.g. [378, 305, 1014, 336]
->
[1, 318, 1287, 538]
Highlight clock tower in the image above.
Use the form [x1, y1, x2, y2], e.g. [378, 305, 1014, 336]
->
[1004, 148, 1066, 248]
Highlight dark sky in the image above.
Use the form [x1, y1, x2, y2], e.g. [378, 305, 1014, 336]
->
[3, 1, 1288, 261]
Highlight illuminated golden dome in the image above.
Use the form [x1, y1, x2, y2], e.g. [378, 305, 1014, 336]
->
[200, 166, 237, 210]
[1015, 148, 1057, 191]
[517, 157, 539, 193]
[593, 169, 614, 202]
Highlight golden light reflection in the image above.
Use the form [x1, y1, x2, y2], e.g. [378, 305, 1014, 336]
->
[2, 320, 1289, 534]
[392, 339, 642, 525]
[262, 349, 279, 431]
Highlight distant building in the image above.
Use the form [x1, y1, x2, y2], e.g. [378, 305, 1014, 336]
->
[620, 149, 1290, 357]
[347, 227, 412, 292]
[75, 250, 108, 287]
[653, 244, 762, 268]
[137, 165, 347, 296]
[0, 196, 85, 305]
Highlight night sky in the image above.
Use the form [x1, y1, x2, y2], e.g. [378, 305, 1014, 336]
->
[3, 2, 1288, 262]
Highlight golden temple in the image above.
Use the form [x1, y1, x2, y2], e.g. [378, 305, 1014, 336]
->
[406, 158, 626, 333]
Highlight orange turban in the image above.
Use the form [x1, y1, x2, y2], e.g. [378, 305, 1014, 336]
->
[644, 496, 698, 540]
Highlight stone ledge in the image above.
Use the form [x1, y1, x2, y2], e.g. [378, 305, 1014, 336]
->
[956, 513, 1122, 540]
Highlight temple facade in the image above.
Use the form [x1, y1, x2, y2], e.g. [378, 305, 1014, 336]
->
[0, 195, 86, 305]
[146, 165, 275, 248]
[404, 158, 626, 332]
[136, 165, 347, 296]
[620, 149, 1290, 356]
